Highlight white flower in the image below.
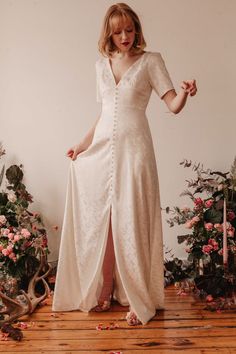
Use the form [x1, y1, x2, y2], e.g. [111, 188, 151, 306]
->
[7, 191, 17, 203]
[0, 215, 7, 225]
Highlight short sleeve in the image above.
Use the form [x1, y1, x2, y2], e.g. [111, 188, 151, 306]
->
[95, 61, 102, 103]
[147, 52, 175, 99]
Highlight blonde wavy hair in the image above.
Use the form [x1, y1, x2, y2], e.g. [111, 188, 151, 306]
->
[98, 3, 147, 58]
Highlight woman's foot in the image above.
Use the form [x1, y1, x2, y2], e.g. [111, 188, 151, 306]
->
[126, 310, 142, 325]
[91, 294, 112, 312]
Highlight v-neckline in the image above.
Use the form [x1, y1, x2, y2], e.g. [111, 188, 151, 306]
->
[106, 51, 147, 87]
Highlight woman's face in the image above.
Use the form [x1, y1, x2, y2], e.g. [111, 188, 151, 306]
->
[110, 16, 136, 53]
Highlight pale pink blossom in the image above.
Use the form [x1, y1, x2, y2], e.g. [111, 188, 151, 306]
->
[0, 215, 7, 226]
[205, 223, 214, 231]
[205, 199, 214, 208]
[185, 220, 194, 229]
[21, 228, 31, 238]
[7, 191, 17, 203]
[181, 206, 191, 213]
[214, 223, 223, 233]
[192, 216, 200, 223]
[2, 228, 10, 236]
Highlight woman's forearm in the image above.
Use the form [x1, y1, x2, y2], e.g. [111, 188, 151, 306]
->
[168, 89, 188, 114]
[163, 79, 197, 115]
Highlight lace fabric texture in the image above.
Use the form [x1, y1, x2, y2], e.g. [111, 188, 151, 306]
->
[52, 51, 175, 325]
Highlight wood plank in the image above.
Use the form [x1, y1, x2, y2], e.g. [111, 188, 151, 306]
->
[25, 309, 236, 322]
[7, 327, 236, 340]
[1, 336, 236, 351]
[3, 350, 236, 354]
[19, 318, 236, 330]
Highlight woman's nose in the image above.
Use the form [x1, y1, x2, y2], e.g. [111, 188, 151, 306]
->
[121, 31, 128, 40]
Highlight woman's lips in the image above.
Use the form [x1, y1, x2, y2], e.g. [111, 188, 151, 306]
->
[122, 42, 130, 46]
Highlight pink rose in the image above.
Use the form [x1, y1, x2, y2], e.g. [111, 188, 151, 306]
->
[8, 233, 14, 240]
[208, 238, 219, 250]
[206, 294, 214, 302]
[194, 198, 204, 207]
[213, 243, 219, 250]
[14, 234, 21, 242]
[227, 225, 235, 237]
[8, 252, 16, 260]
[214, 223, 223, 233]
[202, 245, 213, 254]
[2, 248, 10, 256]
[205, 223, 214, 231]
[228, 211, 236, 222]
[205, 199, 214, 208]
[7, 245, 13, 253]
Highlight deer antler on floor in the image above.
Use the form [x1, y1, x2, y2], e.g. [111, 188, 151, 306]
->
[0, 247, 52, 325]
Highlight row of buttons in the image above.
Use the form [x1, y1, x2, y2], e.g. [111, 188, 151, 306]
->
[109, 88, 118, 195]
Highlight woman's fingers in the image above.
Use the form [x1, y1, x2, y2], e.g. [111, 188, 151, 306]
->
[67, 150, 73, 156]
[181, 79, 197, 96]
[67, 147, 77, 160]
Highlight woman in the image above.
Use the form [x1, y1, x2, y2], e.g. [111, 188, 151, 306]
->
[52, 2, 197, 325]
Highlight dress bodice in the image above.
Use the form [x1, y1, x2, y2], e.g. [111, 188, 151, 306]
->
[95, 51, 175, 112]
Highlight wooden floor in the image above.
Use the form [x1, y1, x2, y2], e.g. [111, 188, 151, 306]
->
[1, 284, 236, 353]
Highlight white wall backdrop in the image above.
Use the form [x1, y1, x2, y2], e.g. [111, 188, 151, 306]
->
[1, 0, 235, 262]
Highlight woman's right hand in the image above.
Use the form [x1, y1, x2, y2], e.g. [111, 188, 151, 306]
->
[67, 144, 85, 161]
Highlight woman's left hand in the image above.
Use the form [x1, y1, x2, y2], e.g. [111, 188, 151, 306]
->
[181, 79, 197, 96]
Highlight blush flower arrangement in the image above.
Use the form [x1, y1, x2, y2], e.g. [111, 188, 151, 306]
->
[0, 144, 49, 289]
[165, 158, 236, 300]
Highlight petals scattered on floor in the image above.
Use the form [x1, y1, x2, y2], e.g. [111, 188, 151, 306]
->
[96, 322, 119, 330]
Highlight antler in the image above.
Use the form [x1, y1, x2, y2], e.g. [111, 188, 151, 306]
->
[0, 247, 52, 325]
[0, 290, 31, 324]
[26, 248, 52, 313]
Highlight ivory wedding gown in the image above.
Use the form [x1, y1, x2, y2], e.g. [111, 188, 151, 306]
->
[52, 51, 175, 325]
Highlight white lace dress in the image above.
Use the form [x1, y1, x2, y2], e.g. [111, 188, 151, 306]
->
[52, 51, 175, 325]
